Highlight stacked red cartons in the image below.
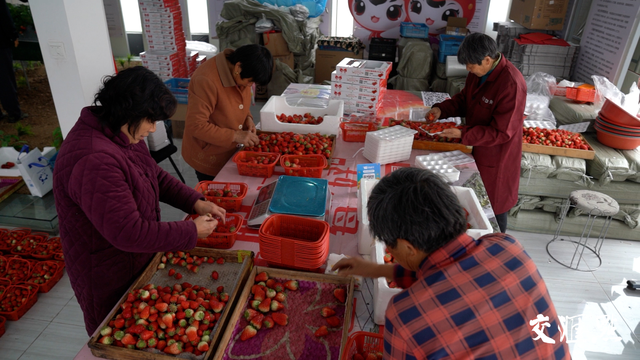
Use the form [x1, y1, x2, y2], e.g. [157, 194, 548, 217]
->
[138, 0, 187, 81]
[330, 58, 391, 116]
[186, 50, 199, 77]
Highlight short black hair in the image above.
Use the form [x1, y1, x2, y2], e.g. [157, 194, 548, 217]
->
[227, 44, 273, 86]
[457, 33, 499, 66]
[367, 167, 467, 254]
[91, 66, 176, 137]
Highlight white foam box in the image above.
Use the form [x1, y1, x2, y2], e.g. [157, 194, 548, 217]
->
[331, 71, 387, 88]
[357, 178, 379, 255]
[335, 58, 392, 79]
[372, 241, 401, 325]
[0, 147, 56, 177]
[331, 82, 385, 96]
[451, 186, 493, 239]
[259, 95, 343, 135]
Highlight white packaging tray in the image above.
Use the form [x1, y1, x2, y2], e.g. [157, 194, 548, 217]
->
[415, 159, 460, 182]
[415, 150, 475, 166]
[363, 126, 417, 164]
[259, 95, 343, 135]
[372, 241, 401, 325]
[357, 178, 379, 255]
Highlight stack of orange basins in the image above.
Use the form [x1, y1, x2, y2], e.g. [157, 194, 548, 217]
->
[595, 98, 640, 150]
[258, 214, 330, 271]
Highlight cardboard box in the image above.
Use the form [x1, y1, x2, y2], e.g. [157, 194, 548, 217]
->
[331, 82, 384, 96]
[315, 49, 363, 84]
[331, 71, 388, 87]
[445, 17, 469, 36]
[509, 0, 570, 30]
[262, 32, 290, 57]
[335, 58, 392, 79]
[273, 52, 294, 69]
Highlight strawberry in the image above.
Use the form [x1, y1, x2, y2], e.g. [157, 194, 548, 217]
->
[162, 313, 174, 328]
[326, 316, 341, 327]
[219, 292, 229, 302]
[383, 253, 393, 263]
[217, 286, 224, 293]
[210, 300, 224, 313]
[164, 342, 182, 355]
[240, 325, 257, 341]
[266, 288, 276, 298]
[121, 333, 137, 346]
[314, 326, 329, 337]
[274, 292, 286, 303]
[250, 313, 264, 330]
[186, 326, 198, 341]
[175, 272, 183, 280]
[140, 330, 155, 341]
[217, 257, 225, 265]
[196, 341, 209, 352]
[263, 315, 274, 329]
[98, 336, 113, 345]
[168, 269, 175, 277]
[273, 283, 284, 292]
[266, 279, 276, 289]
[320, 307, 335, 318]
[113, 331, 125, 341]
[258, 298, 271, 313]
[251, 300, 261, 310]
[254, 287, 266, 302]
[284, 280, 298, 291]
[365, 354, 377, 360]
[211, 271, 219, 280]
[270, 300, 284, 311]
[100, 326, 113, 337]
[271, 312, 288, 326]
[147, 338, 157, 348]
[207, 257, 214, 264]
[136, 339, 147, 349]
[255, 271, 269, 282]
[354, 355, 364, 360]
[244, 308, 260, 321]
[251, 284, 263, 295]
[114, 317, 125, 329]
[334, 288, 346, 303]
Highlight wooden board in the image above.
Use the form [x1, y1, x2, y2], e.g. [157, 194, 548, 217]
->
[88, 248, 254, 360]
[412, 140, 473, 153]
[250, 131, 337, 170]
[522, 134, 596, 160]
[213, 266, 356, 360]
[0, 177, 24, 204]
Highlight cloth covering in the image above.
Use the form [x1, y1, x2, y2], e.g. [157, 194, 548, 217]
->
[584, 133, 634, 185]
[549, 96, 598, 125]
[550, 156, 592, 186]
[621, 148, 640, 183]
[388, 41, 433, 91]
[521, 152, 555, 180]
[53, 107, 201, 335]
[518, 176, 640, 205]
[434, 55, 527, 214]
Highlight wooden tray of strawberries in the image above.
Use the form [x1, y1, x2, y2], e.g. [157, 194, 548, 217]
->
[88, 248, 254, 360]
[213, 266, 355, 360]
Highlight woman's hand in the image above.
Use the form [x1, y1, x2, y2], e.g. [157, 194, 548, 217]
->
[331, 257, 394, 279]
[426, 107, 441, 122]
[194, 200, 226, 223]
[193, 214, 218, 238]
[441, 128, 462, 139]
[234, 130, 260, 147]
[244, 116, 257, 134]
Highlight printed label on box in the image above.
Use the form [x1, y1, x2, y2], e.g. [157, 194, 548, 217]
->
[357, 163, 381, 188]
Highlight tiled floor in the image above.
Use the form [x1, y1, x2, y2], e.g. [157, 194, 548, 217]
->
[2, 103, 640, 358]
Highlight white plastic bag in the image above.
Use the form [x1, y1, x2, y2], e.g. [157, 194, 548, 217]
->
[592, 75, 623, 111]
[622, 82, 640, 117]
[255, 14, 274, 33]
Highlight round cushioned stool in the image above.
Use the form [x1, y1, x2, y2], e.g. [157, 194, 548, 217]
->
[546, 190, 619, 271]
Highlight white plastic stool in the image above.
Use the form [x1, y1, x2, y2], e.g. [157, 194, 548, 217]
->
[546, 190, 619, 271]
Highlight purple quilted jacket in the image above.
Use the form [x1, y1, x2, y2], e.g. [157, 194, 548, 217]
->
[53, 107, 202, 335]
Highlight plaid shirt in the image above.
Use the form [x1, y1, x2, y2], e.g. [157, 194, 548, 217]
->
[384, 233, 570, 359]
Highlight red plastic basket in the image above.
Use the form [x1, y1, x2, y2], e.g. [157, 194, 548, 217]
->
[10, 236, 39, 257]
[233, 151, 280, 178]
[0, 256, 6, 277]
[5, 257, 31, 284]
[341, 331, 384, 360]
[0, 315, 5, 338]
[280, 154, 327, 178]
[29, 232, 49, 243]
[566, 87, 596, 103]
[194, 181, 248, 212]
[31, 243, 54, 260]
[26, 260, 64, 293]
[0, 284, 39, 321]
[188, 213, 244, 249]
[340, 122, 378, 142]
[54, 252, 65, 262]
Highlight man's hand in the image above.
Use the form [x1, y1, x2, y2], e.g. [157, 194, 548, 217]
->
[441, 128, 462, 139]
[426, 107, 441, 122]
[193, 214, 218, 238]
[234, 130, 260, 147]
[244, 116, 257, 134]
[194, 200, 226, 223]
[331, 257, 395, 279]
[14, 39, 19, 48]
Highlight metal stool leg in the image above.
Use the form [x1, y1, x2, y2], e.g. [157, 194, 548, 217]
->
[547, 206, 604, 272]
[168, 156, 185, 184]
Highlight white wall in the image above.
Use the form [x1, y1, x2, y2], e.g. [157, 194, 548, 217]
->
[485, 0, 512, 39]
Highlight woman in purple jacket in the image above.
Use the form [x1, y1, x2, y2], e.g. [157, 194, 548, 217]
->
[53, 67, 225, 336]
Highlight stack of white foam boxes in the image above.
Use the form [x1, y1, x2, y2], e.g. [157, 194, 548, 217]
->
[139, 0, 188, 81]
[330, 58, 391, 116]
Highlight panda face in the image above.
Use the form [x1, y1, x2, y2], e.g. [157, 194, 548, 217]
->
[406, 0, 463, 33]
[351, 0, 405, 32]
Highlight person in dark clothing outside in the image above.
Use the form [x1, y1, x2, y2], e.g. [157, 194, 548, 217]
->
[427, 33, 527, 233]
[0, 0, 27, 123]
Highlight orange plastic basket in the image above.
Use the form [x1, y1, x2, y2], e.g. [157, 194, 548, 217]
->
[5, 257, 31, 284]
[566, 87, 596, 103]
[31, 243, 54, 260]
[10, 235, 39, 257]
[233, 151, 280, 178]
[194, 181, 248, 212]
[0, 284, 39, 321]
[340, 122, 378, 142]
[280, 154, 327, 178]
[340, 331, 384, 360]
[29, 232, 49, 243]
[26, 260, 64, 293]
[189, 213, 243, 249]
[54, 252, 65, 262]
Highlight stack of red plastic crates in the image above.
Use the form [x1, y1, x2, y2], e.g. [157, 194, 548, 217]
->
[258, 214, 330, 271]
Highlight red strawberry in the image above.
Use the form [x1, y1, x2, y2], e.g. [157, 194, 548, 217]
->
[147, 338, 157, 348]
[251, 300, 261, 310]
[154, 302, 168, 313]
[136, 339, 147, 349]
[211, 271, 219, 280]
[255, 271, 269, 282]
[164, 342, 182, 355]
[251, 284, 263, 294]
[121, 333, 137, 346]
[186, 326, 198, 341]
[210, 300, 224, 313]
[334, 288, 346, 303]
[196, 341, 209, 352]
[314, 326, 329, 337]
[271, 312, 288, 326]
[253, 287, 266, 302]
[162, 313, 174, 327]
[217, 257, 225, 264]
[274, 292, 286, 303]
[320, 307, 336, 318]
[284, 280, 298, 291]
[219, 292, 229, 302]
[263, 315, 274, 329]
[207, 257, 214, 264]
[383, 253, 393, 263]
[140, 330, 155, 341]
[240, 325, 257, 341]
[217, 286, 224, 293]
[244, 308, 260, 321]
[273, 282, 284, 292]
[265, 288, 276, 298]
[250, 313, 264, 330]
[98, 336, 113, 345]
[270, 300, 284, 311]
[168, 269, 175, 277]
[175, 272, 183, 280]
[265, 279, 276, 289]
[326, 316, 341, 327]
[258, 298, 271, 313]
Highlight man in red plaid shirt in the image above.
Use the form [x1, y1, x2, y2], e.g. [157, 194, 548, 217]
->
[333, 168, 570, 359]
